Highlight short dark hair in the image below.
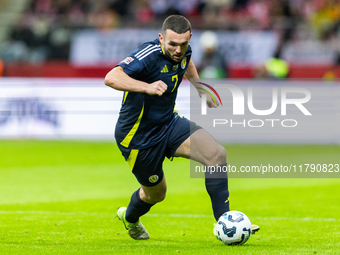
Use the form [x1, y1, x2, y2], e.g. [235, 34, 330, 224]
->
[162, 15, 191, 35]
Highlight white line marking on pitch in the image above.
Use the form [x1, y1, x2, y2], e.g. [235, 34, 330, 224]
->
[0, 211, 338, 222]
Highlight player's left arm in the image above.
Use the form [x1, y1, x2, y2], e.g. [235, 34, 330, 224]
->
[184, 59, 219, 108]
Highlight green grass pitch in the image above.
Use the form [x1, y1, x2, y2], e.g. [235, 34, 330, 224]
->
[0, 141, 340, 254]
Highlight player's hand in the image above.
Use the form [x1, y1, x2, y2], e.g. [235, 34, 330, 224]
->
[205, 93, 219, 108]
[146, 81, 168, 96]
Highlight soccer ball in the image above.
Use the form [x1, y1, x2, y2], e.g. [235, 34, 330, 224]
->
[215, 211, 252, 245]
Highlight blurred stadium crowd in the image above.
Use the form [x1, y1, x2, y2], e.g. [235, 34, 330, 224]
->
[1, 0, 340, 71]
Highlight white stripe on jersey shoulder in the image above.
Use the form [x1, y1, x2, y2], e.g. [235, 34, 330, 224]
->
[135, 44, 161, 60]
[135, 44, 153, 58]
[138, 47, 161, 60]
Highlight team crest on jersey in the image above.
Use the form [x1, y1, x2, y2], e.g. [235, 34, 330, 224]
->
[149, 175, 159, 183]
[181, 57, 187, 69]
[172, 64, 179, 71]
[122, 57, 134, 65]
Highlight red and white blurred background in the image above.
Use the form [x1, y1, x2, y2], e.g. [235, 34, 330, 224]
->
[0, 0, 339, 142]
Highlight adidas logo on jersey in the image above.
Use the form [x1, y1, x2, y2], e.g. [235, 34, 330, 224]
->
[160, 65, 168, 73]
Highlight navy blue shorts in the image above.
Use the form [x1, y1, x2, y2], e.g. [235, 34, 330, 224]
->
[116, 115, 201, 187]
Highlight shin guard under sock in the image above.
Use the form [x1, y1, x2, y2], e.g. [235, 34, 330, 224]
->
[205, 163, 230, 221]
[125, 188, 154, 223]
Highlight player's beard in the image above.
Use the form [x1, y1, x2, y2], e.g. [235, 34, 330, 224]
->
[163, 46, 183, 63]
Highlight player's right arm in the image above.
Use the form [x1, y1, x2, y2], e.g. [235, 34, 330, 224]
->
[104, 66, 167, 96]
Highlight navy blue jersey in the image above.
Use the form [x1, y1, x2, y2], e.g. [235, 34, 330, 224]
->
[115, 38, 192, 149]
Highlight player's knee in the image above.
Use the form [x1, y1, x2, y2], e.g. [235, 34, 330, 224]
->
[155, 192, 166, 203]
[208, 144, 226, 165]
[217, 145, 227, 163]
[142, 185, 167, 204]
[147, 191, 166, 204]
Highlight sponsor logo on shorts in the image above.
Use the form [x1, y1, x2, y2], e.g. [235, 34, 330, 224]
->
[148, 175, 159, 183]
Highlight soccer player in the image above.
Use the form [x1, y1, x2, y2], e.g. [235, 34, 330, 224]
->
[104, 15, 259, 240]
